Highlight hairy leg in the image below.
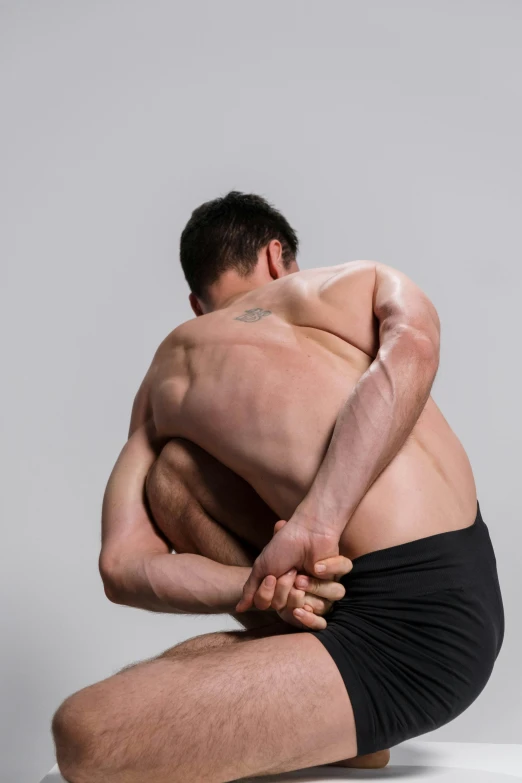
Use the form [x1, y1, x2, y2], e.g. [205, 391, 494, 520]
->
[53, 631, 359, 783]
[117, 628, 390, 771]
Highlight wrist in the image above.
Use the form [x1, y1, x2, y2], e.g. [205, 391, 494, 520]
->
[292, 498, 347, 537]
[217, 564, 274, 615]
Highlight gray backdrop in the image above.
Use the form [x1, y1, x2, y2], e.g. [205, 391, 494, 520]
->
[1, 2, 520, 781]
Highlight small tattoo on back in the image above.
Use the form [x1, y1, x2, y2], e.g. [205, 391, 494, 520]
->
[234, 308, 272, 322]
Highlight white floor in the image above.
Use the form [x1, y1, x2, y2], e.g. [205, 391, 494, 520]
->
[40, 740, 522, 781]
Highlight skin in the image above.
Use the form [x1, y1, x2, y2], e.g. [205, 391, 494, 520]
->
[52, 242, 478, 782]
[138, 441, 390, 772]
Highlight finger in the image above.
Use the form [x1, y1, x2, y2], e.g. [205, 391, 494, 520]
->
[297, 577, 345, 602]
[273, 519, 287, 535]
[271, 569, 297, 611]
[300, 595, 330, 614]
[285, 586, 306, 610]
[313, 555, 353, 579]
[304, 597, 334, 616]
[235, 565, 264, 612]
[293, 606, 327, 631]
[253, 574, 278, 611]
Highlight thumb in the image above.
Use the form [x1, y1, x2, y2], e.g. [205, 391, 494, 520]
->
[305, 543, 340, 577]
[312, 554, 352, 579]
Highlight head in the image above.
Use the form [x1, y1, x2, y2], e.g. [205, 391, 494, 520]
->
[180, 191, 300, 315]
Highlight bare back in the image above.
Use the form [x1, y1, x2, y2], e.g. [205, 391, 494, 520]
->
[148, 262, 477, 558]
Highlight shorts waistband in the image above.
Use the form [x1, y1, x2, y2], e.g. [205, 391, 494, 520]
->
[340, 502, 494, 598]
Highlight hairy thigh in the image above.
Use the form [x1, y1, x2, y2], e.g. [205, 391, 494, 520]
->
[65, 632, 356, 781]
[157, 619, 298, 659]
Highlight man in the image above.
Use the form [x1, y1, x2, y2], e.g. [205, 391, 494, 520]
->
[52, 192, 504, 783]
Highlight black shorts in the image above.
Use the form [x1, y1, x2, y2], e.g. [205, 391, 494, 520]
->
[307, 502, 504, 756]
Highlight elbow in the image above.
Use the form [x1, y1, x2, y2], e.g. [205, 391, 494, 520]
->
[104, 581, 126, 606]
[98, 554, 128, 605]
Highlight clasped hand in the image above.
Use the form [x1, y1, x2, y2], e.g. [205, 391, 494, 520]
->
[237, 519, 352, 630]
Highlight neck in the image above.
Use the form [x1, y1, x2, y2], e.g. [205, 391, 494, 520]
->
[211, 289, 255, 311]
[205, 272, 265, 312]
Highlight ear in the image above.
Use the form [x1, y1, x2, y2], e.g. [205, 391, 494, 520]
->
[266, 240, 299, 279]
[189, 293, 204, 317]
[266, 239, 286, 280]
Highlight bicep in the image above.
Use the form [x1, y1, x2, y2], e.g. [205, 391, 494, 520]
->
[101, 421, 169, 569]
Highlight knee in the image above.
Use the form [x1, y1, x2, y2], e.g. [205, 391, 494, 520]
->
[52, 691, 102, 783]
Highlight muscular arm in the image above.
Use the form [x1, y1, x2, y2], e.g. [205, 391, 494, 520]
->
[99, 418, 251, 614]
[237, 261, 441, 612]
[297, 261, 441, 534]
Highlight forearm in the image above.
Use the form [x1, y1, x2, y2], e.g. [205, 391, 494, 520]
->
[299, 328, 438, 535]
[111, 552, 253, 615]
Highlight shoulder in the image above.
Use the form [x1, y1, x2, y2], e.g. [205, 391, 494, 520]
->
[154, 317, 204, 355]
[290, 260, 379, 293]
[287, 261, 379, 311]
[299, 260, 432, 307]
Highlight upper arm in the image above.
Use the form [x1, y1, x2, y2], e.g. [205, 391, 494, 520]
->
[314, 260, 440, 363]
[128, 328, 189, 439]
[129, 369, 154, 438]
[100, 420, 169, 585]
[372, 262, 440, 361]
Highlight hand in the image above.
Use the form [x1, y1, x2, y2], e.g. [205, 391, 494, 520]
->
[282, 566, 352, 629]
[251, 560, 351, 630]
[236, 517, 347, 614]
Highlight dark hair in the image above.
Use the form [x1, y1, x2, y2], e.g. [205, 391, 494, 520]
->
[179, 191, 299, 298]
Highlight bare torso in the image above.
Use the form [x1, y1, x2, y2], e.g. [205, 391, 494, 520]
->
[146, 262, 477, 559]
